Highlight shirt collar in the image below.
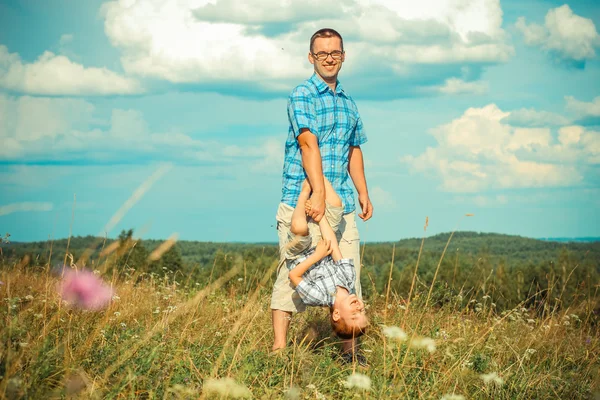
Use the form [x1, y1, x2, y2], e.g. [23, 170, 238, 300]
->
[310, 73, 346, 96]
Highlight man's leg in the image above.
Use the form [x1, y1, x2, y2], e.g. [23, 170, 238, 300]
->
[272, 308, 292, 351]
[271, 203, 307, 351]
[336, 211, 362, 355]
[337, 211, 361, 297]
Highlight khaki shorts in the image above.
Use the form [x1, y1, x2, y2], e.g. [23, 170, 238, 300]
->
[270, 203, 362, 313]
[284, 202, 343, 260]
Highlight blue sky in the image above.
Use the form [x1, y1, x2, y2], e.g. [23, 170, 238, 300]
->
[1, 0, 599, 243]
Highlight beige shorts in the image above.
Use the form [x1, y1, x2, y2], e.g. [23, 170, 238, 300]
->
[270, 202, 362, 313]
[284, 202, 343, 260]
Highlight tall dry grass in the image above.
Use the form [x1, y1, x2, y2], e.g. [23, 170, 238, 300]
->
[1, 229, 598, 400]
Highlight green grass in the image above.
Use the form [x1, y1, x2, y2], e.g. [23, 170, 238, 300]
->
[1, 253, 599, 399]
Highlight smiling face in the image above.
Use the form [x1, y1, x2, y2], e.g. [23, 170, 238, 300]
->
[332, 293, 368, 337]
[309, 36, 345, 87]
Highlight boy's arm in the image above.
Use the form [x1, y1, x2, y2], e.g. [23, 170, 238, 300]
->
[289, 239, 332, 287]
[318, 217, 342, 262]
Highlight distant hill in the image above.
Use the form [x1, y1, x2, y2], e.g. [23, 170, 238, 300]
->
[1, 231, 598, 268]
[538, 237, 600, 243]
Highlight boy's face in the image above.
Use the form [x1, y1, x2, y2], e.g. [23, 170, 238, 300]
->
[334, 294, 368, 331]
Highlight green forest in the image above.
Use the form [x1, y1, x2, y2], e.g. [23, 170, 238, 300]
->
[2, 230, 599, 318]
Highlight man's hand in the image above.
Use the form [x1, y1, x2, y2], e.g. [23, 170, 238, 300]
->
[314, 238, 332, 259]
[358, 193, 373, 222]
[309, 190, 325, 222]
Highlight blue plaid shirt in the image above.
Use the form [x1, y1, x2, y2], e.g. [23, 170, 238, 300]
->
[288, 247, 356, 307]
[281, 73, 367, 213]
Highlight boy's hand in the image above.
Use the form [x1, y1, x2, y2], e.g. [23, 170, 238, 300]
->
[305, 199, 312, 215]
[314, 238, 332, 259]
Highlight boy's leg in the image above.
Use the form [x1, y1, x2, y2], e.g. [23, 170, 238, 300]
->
[323, 177, 342, 208]
[290, 183, 311, 237]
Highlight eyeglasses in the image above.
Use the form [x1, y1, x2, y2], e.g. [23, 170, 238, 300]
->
[311, 50, 344, 61]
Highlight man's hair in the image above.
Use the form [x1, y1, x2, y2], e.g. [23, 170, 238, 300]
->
[310, 28, 344, 53]
[330, 310, 367, 340]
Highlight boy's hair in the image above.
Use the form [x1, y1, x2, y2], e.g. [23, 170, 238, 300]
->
[330, 309, 367, 340]
[310, 28, 344, 53]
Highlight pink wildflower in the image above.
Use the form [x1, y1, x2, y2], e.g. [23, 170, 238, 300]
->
[60, 269, 113, 310]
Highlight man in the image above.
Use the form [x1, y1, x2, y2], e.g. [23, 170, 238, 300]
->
[270, 28, 373, 364]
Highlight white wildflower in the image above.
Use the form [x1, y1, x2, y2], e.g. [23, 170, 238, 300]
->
[120, 322, 126, 328]
[237, 278, 243, 282]
[480, 372, 504, 386]
[382, 326, 408, 341]
[563, 321, 570, 326]
[34, 313, 43, 319]
[343, 373, 371, 390]
[113, 311, 121, 317]
[18, 342, 29, 348]
[482, 295, 491, 300]
[527, 319, 535, 324]
[441, 394, 465, 400]
[306, 384, 316, 390]
[387, 304, 392, 309]
[525, 348, 537, 355]
[410, 337, 436, 353]
[112, 295, 120, 301]
[398, 304, 407, 310]
[24, 295, 34, 301]
[284, 386, 301, 400]
[203, 378, 251, 398]
[215, 332, 222, 337]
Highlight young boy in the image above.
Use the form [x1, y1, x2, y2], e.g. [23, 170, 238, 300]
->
[285, 179, 368, 340]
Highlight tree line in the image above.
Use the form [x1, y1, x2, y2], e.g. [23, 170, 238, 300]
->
[2, 230, 598, 316]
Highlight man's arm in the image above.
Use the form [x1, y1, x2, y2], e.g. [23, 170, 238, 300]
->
[298, 129, 326, 222]
[348, 146, 373, 221]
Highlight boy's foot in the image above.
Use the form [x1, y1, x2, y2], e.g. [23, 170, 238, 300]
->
[339, 351, 369, 368]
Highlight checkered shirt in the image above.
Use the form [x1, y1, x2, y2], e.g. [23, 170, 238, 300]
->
[281, 73, 368, 214]
[287, 247, 356, 307]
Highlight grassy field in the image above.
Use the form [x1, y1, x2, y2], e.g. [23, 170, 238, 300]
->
[1, 240, 599, 399]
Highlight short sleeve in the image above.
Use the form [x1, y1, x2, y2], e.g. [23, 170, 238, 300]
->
[349, 111, 367, 147]
[337, 259, 356, 288]
[288, 86, 318, 139]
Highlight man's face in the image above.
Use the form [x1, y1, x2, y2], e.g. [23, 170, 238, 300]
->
[309, 36, 345, 82]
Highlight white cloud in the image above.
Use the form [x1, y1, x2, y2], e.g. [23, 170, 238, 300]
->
[437, 78, 488, 95]
[501, 108, 570, 127]
[0, 94, 281, 168]
[0, 45, 142, 95]
[101, 0, 512, 95]
[454, 194, 507, 207]
[0, 202, 53, 216]
[59, 34, 74, 45]
[403, 104, 597, 192]
[565, 95, 600, 118]
[515, 5, 600, 63]
[370, 186, 396, 208]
